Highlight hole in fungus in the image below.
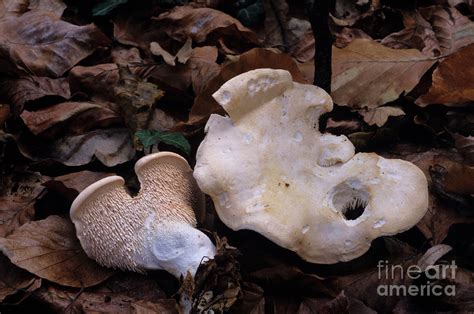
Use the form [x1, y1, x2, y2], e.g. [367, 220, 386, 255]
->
[330, 180, 369, 220]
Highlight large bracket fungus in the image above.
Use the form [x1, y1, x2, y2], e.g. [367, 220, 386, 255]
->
[194, 69, 428, 264]
[70, 152, 216, 278]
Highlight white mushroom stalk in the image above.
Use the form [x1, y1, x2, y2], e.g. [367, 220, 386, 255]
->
[70, 152, 216, 278]
[194, 68, 429, 264]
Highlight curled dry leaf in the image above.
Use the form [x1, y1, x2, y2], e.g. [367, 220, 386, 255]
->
[20, 102, 122, 137]
[17, 128, 135, 167]
[152, 6, 260, 45]
[416, 44, 474, 106]
[187, 48, 307, 126]
[262, 0, 314, 62]
[421, 6, 474, 56]
[381, 11, 441, 56]
[417, 244, 453, 270]
[359, 106, 405, 127]
[0, 171, 48, 237]
[0, 215, 115, 288]
[0, 77, 70, 114]
[331, 39, 436, 108]
[0, 11, 110, 77]
[150, 46, 220, 95]
[43, 171, 114, 202]
[0, 254, 40, 302]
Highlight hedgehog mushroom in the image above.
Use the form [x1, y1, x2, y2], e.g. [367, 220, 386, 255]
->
[70, 152, 216, 278]
[194, 69, 428, 264]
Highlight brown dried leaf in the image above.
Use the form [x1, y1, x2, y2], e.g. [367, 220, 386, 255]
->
[331, 0, 379, 27]
[326, 238, 420, 312]
[416, 44, 474, 106]
[0, 104, 10, 125]
[152, 6, 259, 45]
[0, 215, 114, 288]
[359, 106, 405, 127]
[452, 133, 474, 165]
[131, 300, 180, 314]
[417, 244, 453, 270]
[0, 11, 110, 77]
[262, 0, 313, 62]
[421, 6, 474, 55]
[334, 27, 372, 49]
[381, 11, 441, 56]
[20, 102, 121, 137]
[111, 47, 143, 65]
[68, 64, 120, 102]
[43, 171, 114, 202]
[331, 39, 436, 108]
[187, 48, 307, 126]
[150, 46, 220, 95]
[0, 254, 40, 302]
[17, 128, 135, 167]
[0, 76, 70, 114]
[0, 171, 48, 237]
[0, 0, 66, 18]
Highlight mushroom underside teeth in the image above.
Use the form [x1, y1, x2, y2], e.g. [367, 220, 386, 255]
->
[331, 181, 369, 220]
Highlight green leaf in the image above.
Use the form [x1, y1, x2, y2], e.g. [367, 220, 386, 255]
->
[136, 130, 191, 155]
[92, 0, 128, 16]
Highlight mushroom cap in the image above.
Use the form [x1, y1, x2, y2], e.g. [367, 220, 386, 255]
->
[194, 69, 428, 264]
[70, 152, 215, 276]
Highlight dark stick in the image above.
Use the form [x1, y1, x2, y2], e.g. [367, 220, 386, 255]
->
[307, 0, 333, 93]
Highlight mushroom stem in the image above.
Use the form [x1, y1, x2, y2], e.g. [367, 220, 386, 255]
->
[141, 221, 216, 278]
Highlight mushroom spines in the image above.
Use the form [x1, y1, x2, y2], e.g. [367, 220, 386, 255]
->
[70, 152, 214, 275]
[70, 175, 126, 220]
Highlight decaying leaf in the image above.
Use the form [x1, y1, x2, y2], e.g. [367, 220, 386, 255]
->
[0, 11, 110, 77]
[452, 133, 474, 165]
[69, 64, 120, 102]
[359, 106, 405, 127]
[381, 11, 441, 56]
[262, 0, 314, 62]
[20, 102, 122, 137]
[0, 215, 114, 288]
[152, 6, 260, 45]
[331, 39, 436, 108]
[420, 6, 474, 56]
[150, 46, 220, 95]
[43, 171, 114, 202]
[17, 128, 135, 167]
[416, 44, 474, 106]
[150, 37, 193, 66]
[187, 48, 307, 126]
[131, 300, 180, 314]
[0, 104, 10, 125]
[0, 254, 40, 302]
[114, 66, 164, 142]
[0, 171, 48, 237]
[0, 0, 66, 18]
[0, 77, 70, 114]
